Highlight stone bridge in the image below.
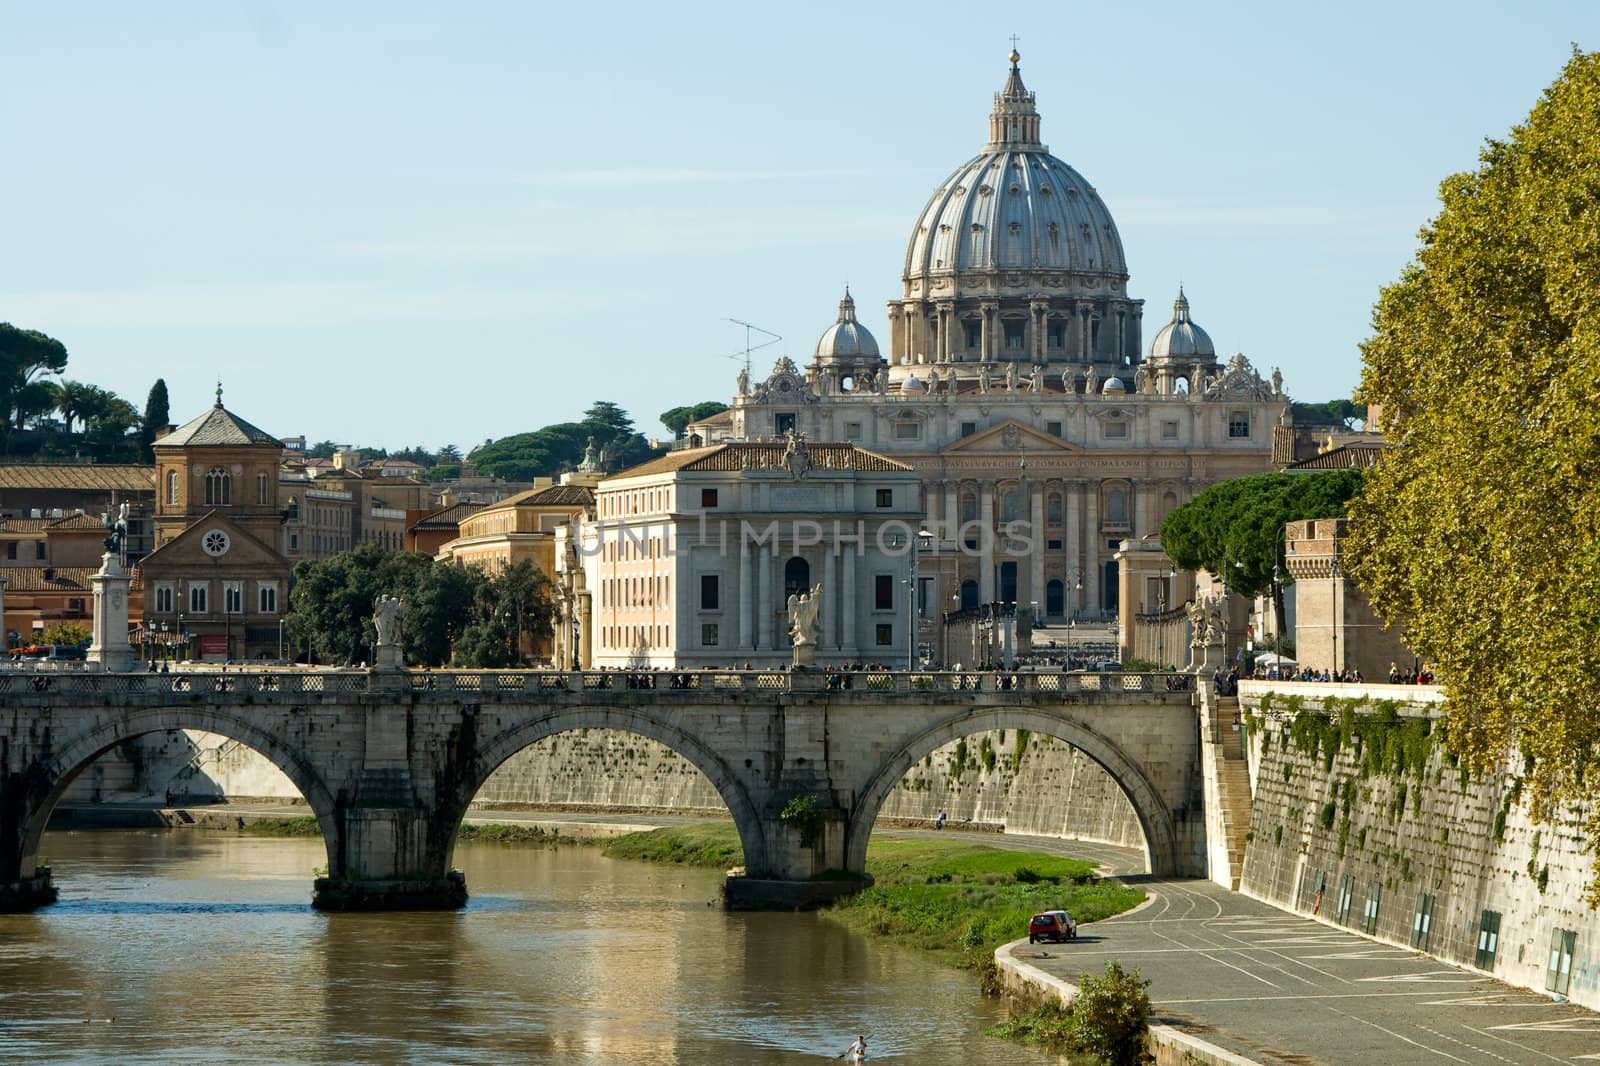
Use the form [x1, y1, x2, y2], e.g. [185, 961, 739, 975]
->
[0, 668, 1209, 911]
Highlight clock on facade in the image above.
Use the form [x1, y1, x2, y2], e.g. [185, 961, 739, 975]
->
[201, 529, 231, 557]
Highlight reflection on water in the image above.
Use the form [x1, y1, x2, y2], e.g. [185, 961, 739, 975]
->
[0, 831, 1059, 1064]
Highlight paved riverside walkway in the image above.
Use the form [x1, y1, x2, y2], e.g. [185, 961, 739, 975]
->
[50, 805, 1600, 1063]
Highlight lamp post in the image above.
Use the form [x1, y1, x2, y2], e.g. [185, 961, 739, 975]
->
[905, 526, 931, 671]
[1064, 567, 1085, 667]
[1330, 556, 1340, 679]
[277, 616, 285, 663]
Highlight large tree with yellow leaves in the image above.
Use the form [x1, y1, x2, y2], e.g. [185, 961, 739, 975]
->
[1347, 50, 1600, 895]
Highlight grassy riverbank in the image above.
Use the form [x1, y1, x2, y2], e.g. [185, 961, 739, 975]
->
[599, 824, 1144, 970]
[237, 816, 592, 846]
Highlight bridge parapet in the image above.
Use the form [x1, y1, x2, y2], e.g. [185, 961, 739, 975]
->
[0, 669, 1195, 705]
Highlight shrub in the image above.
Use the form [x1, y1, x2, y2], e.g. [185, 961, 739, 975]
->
[1070, 961, 1152, 1065]
[778, 795, 825, 848]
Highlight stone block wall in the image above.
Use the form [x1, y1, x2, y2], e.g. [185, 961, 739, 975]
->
[1239, 685, 1600, 1011]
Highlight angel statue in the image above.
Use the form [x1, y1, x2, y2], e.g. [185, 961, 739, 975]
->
[787, 584, 823, 648]
[373, 595, 406, 647]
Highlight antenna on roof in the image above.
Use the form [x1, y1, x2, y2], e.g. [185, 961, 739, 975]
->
[723, 319, 782, 378]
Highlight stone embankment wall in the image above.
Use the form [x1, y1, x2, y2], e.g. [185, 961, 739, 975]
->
[1238, 682, 1600, 1012]
[85, 726, 1143, 852]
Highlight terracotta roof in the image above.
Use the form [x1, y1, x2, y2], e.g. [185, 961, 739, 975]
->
[409, 501, 485, 531]
[0, 464, 154, 493]
[1286, 443, 1389, 471]
[48, 514, 107, 532]
[689, 408, 734, 427]
[478, 484, 595, 511]
[0, 566, 96, 591]
[611, 442, 911, 479]
[156, 404, 280, 448]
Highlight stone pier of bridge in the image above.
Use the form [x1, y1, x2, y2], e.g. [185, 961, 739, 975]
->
[0, 667, 1208, 911]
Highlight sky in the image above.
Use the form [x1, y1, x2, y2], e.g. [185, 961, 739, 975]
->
[1, 2, 1593, 451]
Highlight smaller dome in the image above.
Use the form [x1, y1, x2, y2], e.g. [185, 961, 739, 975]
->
[1148, 288, 1216, 363]
[814, 289, 880, 361]
[901, 375, 927, 395]
[1101, 377, 1126, 394]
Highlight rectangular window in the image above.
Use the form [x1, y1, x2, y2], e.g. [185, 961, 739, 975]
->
[1104, 422, 1128, 439]
[189, 584, 208, 613]
[1335, 875, 1354, 924]
[224, 582, 243, 614]
[1362, 881, 1381, 935]
[701, 623, 718, 647]
[1047, 538, 1063, 550]
[154, 585, 174, 613]
[893, 422, 921, 440]
[289, 532, 299, 550]
[875, 489, 893, 509]
[5, 542, 15, 560]
[1547, 928, 1577, 995]
[1161, 420, 1179, 439]
[960, 421, 977, 438]
[34, 540, 46, 560]
[701, 488, 718, 508]
[1476, 910, 1502, 970]
[918, 576, 934, 618]
[1228, 412, 1251, 438]
[1004, 320, 1024, 350]
[1048, 323, 1065, 350]
[259, 584, 278, 614]
[1046, 421, 1062, 437]
[844, 422, 862, 441]
[700, 574, 719, 611]
[1412, 893, 1434, 951]
[874, 574, 894, 611]
[775, 412, 796, 435]
[875, 622, 893, 646]
[964, 321, 981, 350]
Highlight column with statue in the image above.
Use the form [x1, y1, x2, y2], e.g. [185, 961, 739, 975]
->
[88, 505, 136, 671]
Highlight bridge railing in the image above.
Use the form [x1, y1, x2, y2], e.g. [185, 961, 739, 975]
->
[0, 667, 1189, 699]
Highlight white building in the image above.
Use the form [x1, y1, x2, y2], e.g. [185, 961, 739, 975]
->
[579, 439, 921, 669]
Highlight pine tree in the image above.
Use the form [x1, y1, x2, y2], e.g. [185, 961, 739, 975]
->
[139, 378, 170, 461]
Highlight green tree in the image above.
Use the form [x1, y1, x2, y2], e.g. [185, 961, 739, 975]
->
[436, 443, 462, 464]
[467, 401, 661, 481]
[1345, 49, 1600, 896]
[42, 622, 92, 647]
[139, 378, 169, 460]
[1069, 962, 1152, 1066]
[0, 323, 69, 441]
[1290, 399, 1367, 429]
[659, 400, 729, 438]
[1160, 470, 1363, 598]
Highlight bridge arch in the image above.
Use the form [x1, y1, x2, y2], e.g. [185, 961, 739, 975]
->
[447, 706, 770, 876]
[846, 706, 1177, 876]
[15, 706, 341, 883]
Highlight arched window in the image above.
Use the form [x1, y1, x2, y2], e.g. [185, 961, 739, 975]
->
[1047, 493, 1063, 526]
[960, 579, 979, 611]
[1001, 487, 1020, 523]
[1107, 488, 1127, 525]
[205, 467, 231, 506]
[166, 469, 180, 506]
[256, 472, 269, 506]
[960, 494, 978, 522]
[1046, 579, 1065, 617]
[1161, 491, 1179, 521]
[783, 556, 811, 600]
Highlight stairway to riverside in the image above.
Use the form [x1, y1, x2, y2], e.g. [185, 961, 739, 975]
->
[1213, 697, 1254, 890]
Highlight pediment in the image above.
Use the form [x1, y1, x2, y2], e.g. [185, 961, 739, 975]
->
[142, 511, 287, 572]
[940, 419, 1080, 455]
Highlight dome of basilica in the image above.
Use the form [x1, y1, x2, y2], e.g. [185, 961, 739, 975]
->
[1147, 288, 1215, 363]
[814, 289, 880, 361]
[903, 52, 1127, 286]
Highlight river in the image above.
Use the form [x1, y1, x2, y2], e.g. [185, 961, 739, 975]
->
[0, 830, 1061, 1064]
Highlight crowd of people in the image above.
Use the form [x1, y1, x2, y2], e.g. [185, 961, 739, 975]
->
[1248, 662, 1436, 685]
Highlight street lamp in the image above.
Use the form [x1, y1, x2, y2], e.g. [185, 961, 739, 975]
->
[277, 616, 285, 663]
[905, 526, 932, 670]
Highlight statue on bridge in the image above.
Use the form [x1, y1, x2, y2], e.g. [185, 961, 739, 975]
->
[787, 584, 823, 668]
[373, 596, 406, 670]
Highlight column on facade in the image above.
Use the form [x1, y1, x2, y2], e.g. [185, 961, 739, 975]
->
[979, 482, 996, 603]
[757, 549, 772, 649]
[823, 547, 837, 650]
[1133, 482, 1150, 540]
[842, 549, 857, 652]
[1078, 303, 1090, 360]
[1084, 484, 1101, 616]
[1028, 302, 1045, 361]
[1029, 483, 1045, 619]
[739, 541, 753, 650]
[977, 307, 990, 363]
[939, 305, 953, 362]
[1064, 481, 1082, 615]
[943, 479, 959, 547]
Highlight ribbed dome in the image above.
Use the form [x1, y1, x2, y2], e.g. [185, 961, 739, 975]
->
[904, 53, 1127, 284]
[1101, 376, 1126, 394]
[814, 289, 880, 360]
[1147, 288, 1215, 362]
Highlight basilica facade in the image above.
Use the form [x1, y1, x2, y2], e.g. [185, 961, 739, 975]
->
[692, 51, 1286, 650]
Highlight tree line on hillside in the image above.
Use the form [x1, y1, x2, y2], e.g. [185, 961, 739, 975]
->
[286, 543, 553, 667]
[0, 323, 172, 462]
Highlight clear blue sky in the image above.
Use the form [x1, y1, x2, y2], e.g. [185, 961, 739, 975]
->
[1, 2, 1592, 450]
